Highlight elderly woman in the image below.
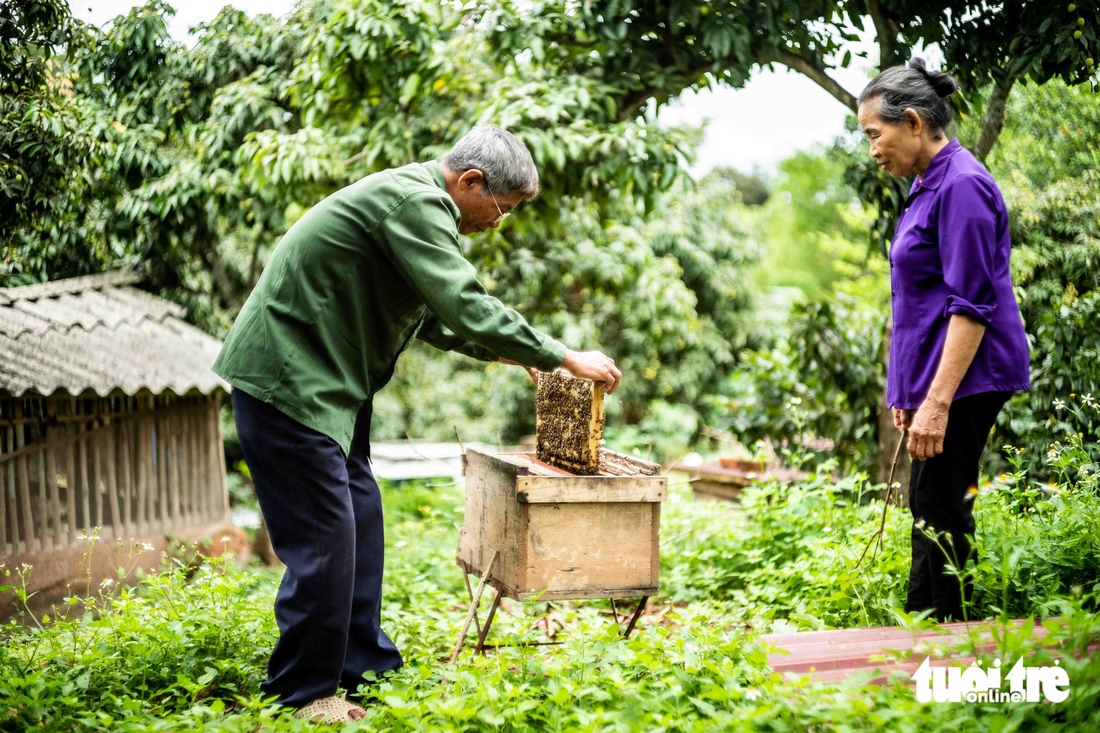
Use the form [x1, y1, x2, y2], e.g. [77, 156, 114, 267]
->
[857, 59, 1031, 621]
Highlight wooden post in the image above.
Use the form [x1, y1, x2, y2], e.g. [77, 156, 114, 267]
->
[36, 418, 50, 551]
[202, 404, 214, 522]
[14, 403, 35, 553]
[63, 402, 78, 546]
[136, 396, 150, 534]
[1, 420, 8, 557]
[156, 401, 169, 531]
[104, 405, 121, 541]
[168, 397, 182, 528]
[176, 404, 188, 524]
[76, 400, 91, 536]
[45, 433, 62, 549]
[45, 402, 63, 549]
[215, 393, 229, 520]
[190, 403, 201, 523]
[91, 403, 103, 531]
[119, 402, 133, 542]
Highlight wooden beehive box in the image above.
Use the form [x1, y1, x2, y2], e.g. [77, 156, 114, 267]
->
[456, 448, 666, 601]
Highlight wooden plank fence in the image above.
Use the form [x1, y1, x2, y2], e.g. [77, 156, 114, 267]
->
[0, 393, 228, 558]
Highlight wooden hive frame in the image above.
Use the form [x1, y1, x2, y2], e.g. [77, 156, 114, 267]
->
[535, 371, 605, 475]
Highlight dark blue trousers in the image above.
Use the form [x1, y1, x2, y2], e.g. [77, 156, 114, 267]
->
[232, 389, 402, 707]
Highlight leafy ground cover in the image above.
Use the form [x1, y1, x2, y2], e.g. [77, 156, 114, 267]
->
[3, 453, 1099, 732]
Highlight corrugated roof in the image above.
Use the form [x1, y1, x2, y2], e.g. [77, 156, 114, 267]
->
[0, 272, 228, 398]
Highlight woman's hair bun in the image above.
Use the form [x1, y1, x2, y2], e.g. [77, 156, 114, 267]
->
[908, 56, 957, 98]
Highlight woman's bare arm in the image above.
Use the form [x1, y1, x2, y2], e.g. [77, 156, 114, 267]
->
[907, 315, 987, 460]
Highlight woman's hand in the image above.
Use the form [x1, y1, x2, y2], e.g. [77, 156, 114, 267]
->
[893, 407, 913, 434]
[560, 350, 622, 394]
[498, 357, 540, 385]
[907, 397, 950, 461]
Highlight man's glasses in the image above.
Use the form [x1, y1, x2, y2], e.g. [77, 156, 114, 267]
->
[486, 185, 512, 223]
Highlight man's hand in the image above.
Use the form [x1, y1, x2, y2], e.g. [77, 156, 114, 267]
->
[498, 357, 539, 385]
[907, 397, 949, 461]
[893, 407, 913, 434]
[560, 350, 622, 394]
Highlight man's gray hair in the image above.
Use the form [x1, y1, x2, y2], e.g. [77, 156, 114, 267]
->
[442, 125, 541, 200]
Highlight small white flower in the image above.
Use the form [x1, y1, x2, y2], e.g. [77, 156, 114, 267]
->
[100, 578, 114, 589]
[915, 519, 927, 530]
[220, 536, 230, 543]
[892, 481, 901, 489]
[20, 563, 32, 571]
[1053, 398, 1066, 410]
[789, 397, 802, 405]
[77, 532, 87, 541]
[395, 540, 407, 548]
[141, 543, 155, 552]
[1083, 393, 1095, 406]
[745, 688, 761, 701]
[754, 440, 766, 448]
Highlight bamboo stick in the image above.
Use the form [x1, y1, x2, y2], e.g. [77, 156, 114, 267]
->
[214, 394, 229, 520]
[188, 404, 201, 523]
[64, 406, 78, 545]
[91, 408, 103, 532]
[105, 410, 121, 541]
[76, 401, 91, 536]
[205, 400, 218, 522]
[119, 403, 133, 542]
[15, 403, 35, 553]
[36, 421, 50, 550]
[136, 397, 149, 533]
[168, 398, 182, 528]
[46, 435, 62, 549]
[1, 422, 8, 556]
[156, 403, 169, 531]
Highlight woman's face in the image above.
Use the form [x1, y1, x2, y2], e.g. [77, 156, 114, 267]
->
[857, 98, 924, 178]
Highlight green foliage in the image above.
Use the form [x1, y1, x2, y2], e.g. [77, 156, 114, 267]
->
[3, 450, 1099, 731]
[983, 81, 1100, 477]
[709, 294, 886, 473]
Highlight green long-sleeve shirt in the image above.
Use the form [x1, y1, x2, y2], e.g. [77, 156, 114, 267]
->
[212, 160, 566, 456]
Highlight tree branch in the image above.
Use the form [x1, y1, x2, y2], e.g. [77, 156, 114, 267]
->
[196, 230, 243, 310]
[616, 65, 713, 122]
[864, 0, 900, 68]
[762, 50, 858, 112]
[972, 74, 1016, 162]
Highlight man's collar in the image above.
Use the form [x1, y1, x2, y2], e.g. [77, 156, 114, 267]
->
[424, 160, 447, 192]
[911, 137, 961, 193]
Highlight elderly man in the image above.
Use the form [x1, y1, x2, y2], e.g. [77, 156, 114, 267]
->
[212, 126, 621, 722]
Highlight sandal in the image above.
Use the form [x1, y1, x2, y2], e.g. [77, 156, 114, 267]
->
[293, 692, 366, 723]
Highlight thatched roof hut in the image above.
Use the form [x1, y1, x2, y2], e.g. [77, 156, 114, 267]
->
[0, 271, 232, 582]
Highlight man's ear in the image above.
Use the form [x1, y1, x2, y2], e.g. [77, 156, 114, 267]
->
[457, 169, 485, 191]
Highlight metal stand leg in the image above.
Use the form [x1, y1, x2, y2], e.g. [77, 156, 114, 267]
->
[621, 596, 648, 638]
[448, 550, 498, 664]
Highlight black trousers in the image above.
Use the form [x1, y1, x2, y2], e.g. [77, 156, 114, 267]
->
[232, 389, 403, 707]
[905, 390, 1010, 622]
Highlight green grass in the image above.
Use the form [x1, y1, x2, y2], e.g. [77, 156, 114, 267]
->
[2, 454, 1099, 732]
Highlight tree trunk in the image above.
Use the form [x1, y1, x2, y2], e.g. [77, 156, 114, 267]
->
[197, 230, 243, 310]
[875, 312, 911, 505]
[973, 75, 1016, 163]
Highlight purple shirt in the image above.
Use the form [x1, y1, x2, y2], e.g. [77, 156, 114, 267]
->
[888, 138, 1030, 410]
